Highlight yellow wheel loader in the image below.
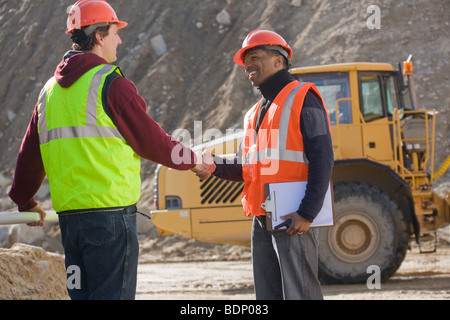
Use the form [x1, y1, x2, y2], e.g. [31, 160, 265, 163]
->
[151, 56, 450, 284]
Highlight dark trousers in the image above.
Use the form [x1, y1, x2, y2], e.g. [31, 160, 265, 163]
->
[251, 215, 323, 300]
[58, 205, 139, 300]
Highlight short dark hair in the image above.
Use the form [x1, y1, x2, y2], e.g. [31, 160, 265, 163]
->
[71, 25, 111, 51]
[265, 49, 289, 69]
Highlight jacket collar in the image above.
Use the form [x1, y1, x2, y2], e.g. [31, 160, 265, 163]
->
[258, 69, 295, 102]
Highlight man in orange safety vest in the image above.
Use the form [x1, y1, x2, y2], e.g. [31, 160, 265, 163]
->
[195, 30, 333, 300]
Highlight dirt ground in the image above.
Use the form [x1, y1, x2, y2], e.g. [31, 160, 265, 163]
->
[136, 242, 450, 300]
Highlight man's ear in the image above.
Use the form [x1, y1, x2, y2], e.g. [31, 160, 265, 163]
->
[95, 31, 103, 46]
[273, 55, 284, 68]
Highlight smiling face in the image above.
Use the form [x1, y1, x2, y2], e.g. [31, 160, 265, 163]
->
[243, 49, 285, 87]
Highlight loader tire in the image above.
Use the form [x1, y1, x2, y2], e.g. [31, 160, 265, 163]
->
[318, 182, 409, 284]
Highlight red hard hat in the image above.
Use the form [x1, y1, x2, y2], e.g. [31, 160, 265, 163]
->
[66, 0, 128, 34]
[233, 30, 293, 65]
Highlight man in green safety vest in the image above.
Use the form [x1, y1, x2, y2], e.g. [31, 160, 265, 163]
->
[8, 0, 211, 300]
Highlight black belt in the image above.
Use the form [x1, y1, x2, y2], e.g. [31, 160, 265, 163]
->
[57, 204, 137, 216]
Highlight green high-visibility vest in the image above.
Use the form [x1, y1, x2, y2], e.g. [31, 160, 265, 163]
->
[38, 64, 141, 212]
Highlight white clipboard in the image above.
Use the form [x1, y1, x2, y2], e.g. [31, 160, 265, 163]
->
[262, 181, 334, 230]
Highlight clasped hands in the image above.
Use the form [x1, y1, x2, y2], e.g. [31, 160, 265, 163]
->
[191, 150, 216, 180]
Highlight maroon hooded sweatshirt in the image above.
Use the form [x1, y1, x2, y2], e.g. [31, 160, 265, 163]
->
[9, 51, 196, 211]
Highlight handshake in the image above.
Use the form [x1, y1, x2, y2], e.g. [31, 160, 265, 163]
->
[191, 150, 216, 180]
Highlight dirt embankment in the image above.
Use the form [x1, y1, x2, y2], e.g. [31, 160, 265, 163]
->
[0, 243, 68, 300]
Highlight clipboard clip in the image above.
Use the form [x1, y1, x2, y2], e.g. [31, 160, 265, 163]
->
[261, 191, 276, 220]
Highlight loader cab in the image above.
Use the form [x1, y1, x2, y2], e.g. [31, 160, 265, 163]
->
[291, 63, 403, 166]
[291, 63, 403, 126]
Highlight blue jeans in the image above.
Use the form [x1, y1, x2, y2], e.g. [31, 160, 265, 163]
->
[252, 216, 323, 300]
[58, 205, 139, 300]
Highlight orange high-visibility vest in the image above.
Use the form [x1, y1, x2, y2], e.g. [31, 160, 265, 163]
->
[241, 81, 329, 216]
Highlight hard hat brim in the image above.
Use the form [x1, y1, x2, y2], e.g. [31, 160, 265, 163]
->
[233, 44, 292, 66]
[116, 20, 128, 30]
[233, 44, 259, 66]
[66, 19, 128, 35]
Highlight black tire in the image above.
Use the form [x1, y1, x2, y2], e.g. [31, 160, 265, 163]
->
[318, 182, 409, 284]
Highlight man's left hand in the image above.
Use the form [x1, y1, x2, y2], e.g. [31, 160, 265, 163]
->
[27, 205, 47, 227]
[280, 212, 312, 235]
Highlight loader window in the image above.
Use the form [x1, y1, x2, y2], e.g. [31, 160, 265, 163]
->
[384, 75, 399, 115]
[293, 72, 351, 126]
[359, 72, 401, 121]
[165, 196, 182, 209]
[360, 74, 384, 122]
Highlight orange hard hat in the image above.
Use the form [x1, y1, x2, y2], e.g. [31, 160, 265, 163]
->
[66, 0, 128, 34]
[233, 30, 293, 65]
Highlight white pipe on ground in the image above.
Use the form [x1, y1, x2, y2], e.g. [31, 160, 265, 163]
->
[0, 211, 58, 225]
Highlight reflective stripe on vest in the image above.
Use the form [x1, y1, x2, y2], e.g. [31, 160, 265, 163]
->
[38, 65, 123, 144]
[242, 83, 307, 167]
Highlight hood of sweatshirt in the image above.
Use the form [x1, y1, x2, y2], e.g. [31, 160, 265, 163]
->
[54, 50, 109, 88]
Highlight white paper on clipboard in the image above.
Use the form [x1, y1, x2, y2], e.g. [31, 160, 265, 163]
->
[263, 181, 334, 229]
